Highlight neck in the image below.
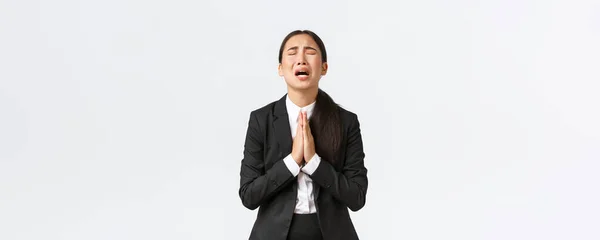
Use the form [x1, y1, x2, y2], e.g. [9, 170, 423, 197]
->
[287, 87, 318, 107]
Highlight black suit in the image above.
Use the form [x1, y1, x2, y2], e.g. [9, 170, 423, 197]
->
[239, 93, 368, 240]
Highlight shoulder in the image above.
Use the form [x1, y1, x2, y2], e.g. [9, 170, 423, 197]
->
[337, 105, 363, 134]
[246, 96, 284, 128]
[249, 93, 286, 117]
[338, 105, 359, 123]
[249, 100, 277, 118]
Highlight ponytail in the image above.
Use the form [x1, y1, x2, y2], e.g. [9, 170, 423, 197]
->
[311, 89, 342, 164]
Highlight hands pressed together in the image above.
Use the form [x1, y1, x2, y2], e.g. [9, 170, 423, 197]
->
[291, 111, 315, 166]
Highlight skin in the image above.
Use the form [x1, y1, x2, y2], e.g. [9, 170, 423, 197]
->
[278, 34, 328, 166]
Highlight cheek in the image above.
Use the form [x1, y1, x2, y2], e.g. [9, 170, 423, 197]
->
[310, 60, 323, 74]
[279, 65, 290, 75]
[282, 60, 295, 71]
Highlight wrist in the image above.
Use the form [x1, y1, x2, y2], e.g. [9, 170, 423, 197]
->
[305, 153, 315, 162]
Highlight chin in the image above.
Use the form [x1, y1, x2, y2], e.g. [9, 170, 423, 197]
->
[290, 82, 317, 91]
[285, 76, 319, 91]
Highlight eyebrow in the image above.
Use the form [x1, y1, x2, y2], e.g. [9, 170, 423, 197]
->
[286, 46, 318, 52]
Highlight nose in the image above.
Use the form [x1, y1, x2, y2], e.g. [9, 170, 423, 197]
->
[295, 54, 307, 65]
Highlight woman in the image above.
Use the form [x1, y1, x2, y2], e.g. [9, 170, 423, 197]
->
[238, 30, 368, 240]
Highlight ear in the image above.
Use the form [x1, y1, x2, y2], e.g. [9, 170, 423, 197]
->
[321, 62, 328, 76]
[278, 63, 284, 77]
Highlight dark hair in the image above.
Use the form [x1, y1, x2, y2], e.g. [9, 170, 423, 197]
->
[278, 30, 342, 164]
[278, 30, 327, 64]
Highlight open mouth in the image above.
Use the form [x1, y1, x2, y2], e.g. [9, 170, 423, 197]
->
[294, 68, 310, 79]
[295, 71, 309, 76]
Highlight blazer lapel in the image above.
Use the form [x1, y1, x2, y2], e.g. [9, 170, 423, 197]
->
[272, 94, 292, 158]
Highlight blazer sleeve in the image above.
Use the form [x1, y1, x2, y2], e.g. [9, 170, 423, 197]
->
[308, 113, 368, 212]
[238, 111, 295, 210]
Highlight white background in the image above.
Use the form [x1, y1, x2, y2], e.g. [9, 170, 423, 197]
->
[1, 0, 599, 239]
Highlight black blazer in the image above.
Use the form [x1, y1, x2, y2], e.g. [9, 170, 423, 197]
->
[239, 93, 368, 240]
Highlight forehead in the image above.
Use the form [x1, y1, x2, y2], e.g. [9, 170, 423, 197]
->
[284, 34, 319, 50]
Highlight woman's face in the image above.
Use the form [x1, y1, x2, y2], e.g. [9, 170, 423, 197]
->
[278, 34, 328, 91]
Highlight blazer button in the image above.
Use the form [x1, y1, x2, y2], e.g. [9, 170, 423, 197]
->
[272, 180, 277, 186]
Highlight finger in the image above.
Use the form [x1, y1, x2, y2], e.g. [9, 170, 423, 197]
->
[296, 121, 303, 140]
[300, 112, 303, 129]
[302, 112, 307, 130]
[302, 113, 308, 139]
[305, 112, 311, 131]
[302, 111, 307, 130]
[305, 113, 312, 137]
